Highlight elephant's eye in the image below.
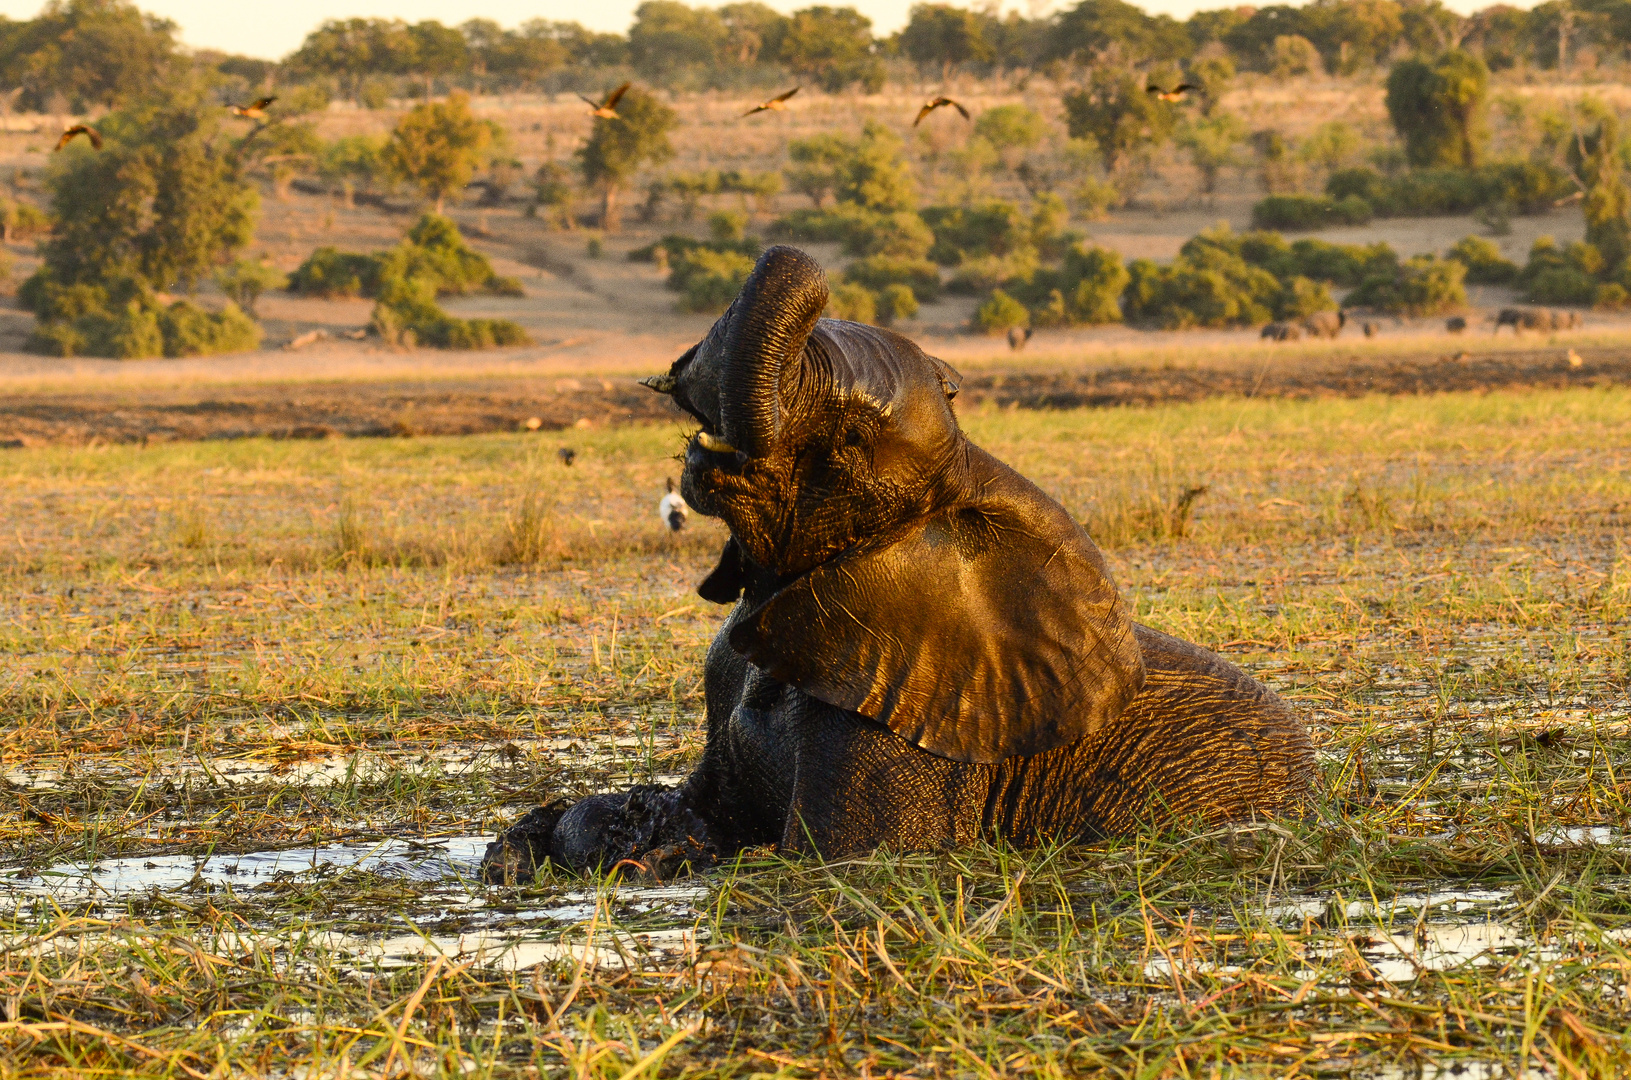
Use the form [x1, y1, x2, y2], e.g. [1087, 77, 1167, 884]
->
[842, 426, 864, 447]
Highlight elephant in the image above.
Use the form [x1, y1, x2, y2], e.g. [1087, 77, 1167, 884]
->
[480, 247, 1315, 883]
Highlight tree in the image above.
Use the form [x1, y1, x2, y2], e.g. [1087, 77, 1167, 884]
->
[577, 86, 677, 230]
[1176, 111, 1246, 197]
[1569, 111, 1630, 272]
[384, 92, 493, 214]
[1063, 68, 1177, 175]
[786, 131, 850, 206]
[1301, 0, 1405, 73]
[900, 4, 994, 80]
[0, 0, 178, 112]
[406, 21, 468, 99]
[628, 1, 729, 77]
[286, 18, 414, 102]
[1047, 0, 1191, 64]
[719, 3, 790, 63]
[833, 121, 915, 210]
[779, 6, 874, 88]
[1187, 53, 1235, 115]
[22, 87, 260, 357]
[1385, 49, 1489, 168]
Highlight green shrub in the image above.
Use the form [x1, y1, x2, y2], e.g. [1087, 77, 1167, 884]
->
[708, 209, 749, 244]
[1346, 255, 1466, 315]
[289, 247, 383, 298]
[1594, 282, 1630, 309]
[1326, 162, 1572, 218]
[876, 283, 918, 326]
[948, 251, 1040, 295]
[215, 258, 287, 315]
[1289, 237, 1399, 286]
[1525, 267, 1597, 305]
[1005, 242, 1128, 326]
[487, 276, 526, 297]
[973, 289, 1029, 333]
[159, 300, 262, 356]
[629, 233, 759, 263]
[1250, 194, 1373, 230]
[668, 247, 757, 313]
[369, 274, 529, 348]
[1445, 235, 1518, 284]
[827, 282, 878, 324]
[1275, 275, 1337, 319]
[769, 205, 933, 259]
[922, 200, 1031, 265]
[843, 255, 941, 301]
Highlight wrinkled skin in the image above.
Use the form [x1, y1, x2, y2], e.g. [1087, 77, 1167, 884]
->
[481, 247, 1315, 883]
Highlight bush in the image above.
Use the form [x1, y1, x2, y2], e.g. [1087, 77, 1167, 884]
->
[288, 247, 383, 298]
[972, 289, 1029, 333]
[1005, 242, 1128, 326]
[842, 255, 941, 301]
[827, 282, 878, 324]
[922, 200, 1031, 265]
[1250, 193, 1373, 230]
[159, 300, 262, 356]
[1445, 235, 1518, 285]
[876, 283, 918, 325]
[1326, 163, 1572, 218]
[769, 205, 933, 259]
[1289, 237, 1399, 286]
[1346, 255, 1466, 315]
[1275, 275, 1337, 319]
[1526, 267, 1599, 306]
[215, 258, 287, 315]
[1130, 245, 1282, 329]
[369, 274, 528, 349]
[668, 247, 757, 313]
[1518, 236, 1606, 306]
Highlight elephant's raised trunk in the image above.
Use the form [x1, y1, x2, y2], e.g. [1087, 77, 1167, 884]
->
[719, 246, 828, 457]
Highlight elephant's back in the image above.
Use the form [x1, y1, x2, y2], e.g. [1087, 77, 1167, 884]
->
[994, 624, 1315, 840]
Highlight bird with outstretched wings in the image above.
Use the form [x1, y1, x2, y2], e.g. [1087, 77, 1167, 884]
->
[1147, 83, 1200, 103]
[744, 86, 799, 117]
[914, 97, 970, 126]
[580, 82, 632, 119]
[54, 125, 100, 151]
[229, 96, 277, 119]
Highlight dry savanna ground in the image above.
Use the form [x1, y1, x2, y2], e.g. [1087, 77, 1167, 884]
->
[0, 73, 1627, 384]
[1, 385, 1629, 1077]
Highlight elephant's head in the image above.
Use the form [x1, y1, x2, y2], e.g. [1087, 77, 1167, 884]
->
[648, 246, 1145, 764]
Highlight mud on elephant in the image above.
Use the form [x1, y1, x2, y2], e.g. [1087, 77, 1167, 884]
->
[481, 246, 1315, 882]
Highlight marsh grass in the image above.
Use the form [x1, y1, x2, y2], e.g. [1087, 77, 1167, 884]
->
[2, 387, 1630, 1077]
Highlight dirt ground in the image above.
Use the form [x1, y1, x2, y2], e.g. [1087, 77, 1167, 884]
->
[3, 338, 1627, 445]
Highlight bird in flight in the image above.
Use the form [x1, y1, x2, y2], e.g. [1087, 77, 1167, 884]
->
[744, 86, 799, 117]
[229, 96, 277, 120]
[914, 97, 969, 126]
[1147, 83, 1200, 103]
[580, 82, 632, 119]
[54, 125, 100, 151]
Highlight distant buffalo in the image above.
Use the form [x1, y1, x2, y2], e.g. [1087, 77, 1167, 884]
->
[1446, 316, 1467, 333]
[1262, 310, 1345, 342]
[1496, 307, 1581, 334]
[1261, 321, 1302, 341]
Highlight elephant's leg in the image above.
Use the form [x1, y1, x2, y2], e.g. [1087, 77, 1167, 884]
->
[480, 783, 718, 883]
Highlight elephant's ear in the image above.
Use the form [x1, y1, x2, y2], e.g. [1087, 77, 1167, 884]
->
[728, 453, 1145, 764]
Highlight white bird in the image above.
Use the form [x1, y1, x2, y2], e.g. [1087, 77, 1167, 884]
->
[658, 477, 688, 532]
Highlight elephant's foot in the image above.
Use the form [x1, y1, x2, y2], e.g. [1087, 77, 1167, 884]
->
[480, 785, 718, 883]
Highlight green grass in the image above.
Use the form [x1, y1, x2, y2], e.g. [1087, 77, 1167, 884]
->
[2, 387, 1629, 1077]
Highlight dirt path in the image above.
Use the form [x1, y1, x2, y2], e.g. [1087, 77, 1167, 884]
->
[3, 345, 1627, 448]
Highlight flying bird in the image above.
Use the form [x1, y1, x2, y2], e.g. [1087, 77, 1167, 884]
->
[580, 82, 632, 120]
[744, 86, 799, 117]
[659, 477, 688, 532]
[53, 125, 100, 151]
[1147, 83, 1200, 103]
[557, 447, 576, 467]
[229, 96, 277, 120]
[913, 97, 969, 126]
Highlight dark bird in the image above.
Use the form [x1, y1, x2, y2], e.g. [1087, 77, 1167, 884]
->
[914, 97, 969, 126]
[557, 447, 576, 466]
[1147, 83, 1200, 103]
[229, 96, 277, 120]
[1007, 325, 1033, 351]
[53, 125, 100, 152]
[580, 82, 632, 120]
[744, 86, 799, 117]
[659, 477, 688, 532]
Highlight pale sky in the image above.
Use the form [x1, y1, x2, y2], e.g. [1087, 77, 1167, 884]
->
[0, 0, 1522, 61]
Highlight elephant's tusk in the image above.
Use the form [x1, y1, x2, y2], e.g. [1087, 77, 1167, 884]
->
[640, 374, 677, 394]
[696, 431, 736, 453]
